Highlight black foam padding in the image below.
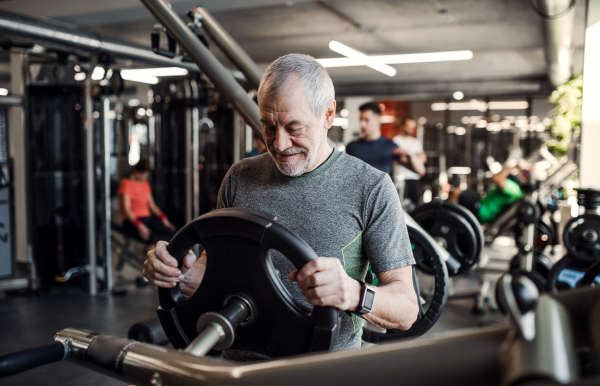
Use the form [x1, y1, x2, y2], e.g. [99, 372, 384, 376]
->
[0, 342, 65, 378]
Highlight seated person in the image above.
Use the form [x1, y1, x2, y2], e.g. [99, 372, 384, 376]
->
[448, 166, 524, 224]
[118, 159, 176, 246]
[142, 54, 419, 359]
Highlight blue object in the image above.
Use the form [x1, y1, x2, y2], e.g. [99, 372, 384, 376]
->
[558, 268, 600, 288]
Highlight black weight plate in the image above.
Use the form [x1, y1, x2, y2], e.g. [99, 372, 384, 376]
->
[157, 208, 340, 358]
[562, 214, 600, 263]
[361, 225, 449, 342]
[578, 260, 600, 287]
[412, 201, 481, 276]
[536, 221, 554, 251]
[509, 252, 554, 284]
[546, 256, 593, 293]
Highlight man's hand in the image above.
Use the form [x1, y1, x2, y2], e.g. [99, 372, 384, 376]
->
[143, 241, 205, 297]
[392, 147, 410, 156]
[161, 217, 176, 231]
[137, 223, 151, 241]
[288, 257, 361, 311]
[392, 148, 410, 165]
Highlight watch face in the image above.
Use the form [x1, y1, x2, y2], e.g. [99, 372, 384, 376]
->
[364, 288, 375, 310]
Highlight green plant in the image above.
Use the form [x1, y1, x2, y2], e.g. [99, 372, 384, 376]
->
[548, 74, 582, 157]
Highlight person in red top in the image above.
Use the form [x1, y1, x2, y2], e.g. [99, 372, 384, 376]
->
[118, 159, 176, 245]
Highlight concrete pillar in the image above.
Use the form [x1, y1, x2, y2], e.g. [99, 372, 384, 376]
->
[580, 0, 600, 189]
[9, 53, 28, 264]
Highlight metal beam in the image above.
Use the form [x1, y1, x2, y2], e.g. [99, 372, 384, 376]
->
[0, 10, 200, 72]
[139, 0, 264, 141]
[83, 71, 96, 296]
[193, 7, 263, 90]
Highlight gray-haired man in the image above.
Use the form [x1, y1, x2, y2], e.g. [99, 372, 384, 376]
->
[142, 54, 419, 356]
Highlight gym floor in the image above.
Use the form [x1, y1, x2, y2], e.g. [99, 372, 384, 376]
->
[0, 240, 514, 386]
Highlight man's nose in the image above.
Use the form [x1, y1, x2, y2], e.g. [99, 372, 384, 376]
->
[273, 127, 292, 151]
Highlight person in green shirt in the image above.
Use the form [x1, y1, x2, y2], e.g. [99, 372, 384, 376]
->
[448, 166, 524, 224]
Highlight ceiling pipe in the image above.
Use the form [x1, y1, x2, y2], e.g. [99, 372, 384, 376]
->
[191, 7, 263, 90]
[139, 0, 263, 141]
[0, 10, 200, 72]
[533, 0, 576, 87]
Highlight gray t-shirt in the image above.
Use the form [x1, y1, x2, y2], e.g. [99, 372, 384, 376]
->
[217, 149, 415, 352]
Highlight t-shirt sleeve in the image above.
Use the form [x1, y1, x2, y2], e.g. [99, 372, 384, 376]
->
[118, 179, 131, 196]
[502, 178, 524, 201]
[363, 174, 415, 273]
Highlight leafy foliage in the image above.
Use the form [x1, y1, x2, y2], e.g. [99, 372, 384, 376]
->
[548, 74, 582, 156]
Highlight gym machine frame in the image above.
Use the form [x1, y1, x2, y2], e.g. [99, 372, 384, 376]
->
[2, 275, 597, 386]
[0, 9, 212, 295]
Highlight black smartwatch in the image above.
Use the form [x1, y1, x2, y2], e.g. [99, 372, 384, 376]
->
[352, 280, 376, 316]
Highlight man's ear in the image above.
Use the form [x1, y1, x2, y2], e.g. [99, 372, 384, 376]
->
[323, 99, 336, 130]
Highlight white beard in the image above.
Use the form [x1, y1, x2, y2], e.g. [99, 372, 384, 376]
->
[268, 135, 321, 177]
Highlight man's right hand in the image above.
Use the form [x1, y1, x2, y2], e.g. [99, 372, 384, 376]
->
[137, 223, 151, 241]
[143, 241, 205, 297]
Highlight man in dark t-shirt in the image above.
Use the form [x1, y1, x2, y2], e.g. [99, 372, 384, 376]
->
[346, 102, 398, 176]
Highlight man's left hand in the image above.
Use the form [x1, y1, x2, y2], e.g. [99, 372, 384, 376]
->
[288, 257, 361, 311]
[162, 217, 176, 231]
[392, 147, 409, 156]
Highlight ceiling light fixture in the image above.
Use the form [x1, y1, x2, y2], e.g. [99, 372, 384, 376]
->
[121, 73, 159, 85]
[91, 67, 105, 81]
[318, 48, 473, 69]
[333, 117, 349, 126]
[119, 67, 188, 85]
[121, 67, 189, 77]
[326, 41, 397, 77]
[431, 100, 529, 112]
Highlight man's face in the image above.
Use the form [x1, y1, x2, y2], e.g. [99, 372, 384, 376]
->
[359, 110, 381, 139]
[404, 119, 417, 137]
[135, 171, 150, 181]
[259, 79, 330, 177]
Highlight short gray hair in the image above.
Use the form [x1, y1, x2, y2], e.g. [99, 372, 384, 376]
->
[258, 53, 335, 119]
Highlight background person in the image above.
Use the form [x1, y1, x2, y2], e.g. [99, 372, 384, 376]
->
[448, 166, 524, 224]
[392, 118, 427, 206]
[118, 159, 176, 246]
[346, 102, 398, 177]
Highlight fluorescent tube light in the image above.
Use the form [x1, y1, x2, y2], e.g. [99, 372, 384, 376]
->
[121, 67, 188, 77]
[448, 166, 471, 175]
[327, 41, 396, 77]
[380, 115, 396, 124]
[121, 73, 159, 85]
[91, 67, 105, 80]
[488, 101, 529, 110]
[333, 117, 349, 126]
[431, 100, 529, 112]
[318, 50, 473, 68]
[0, 88, 8, 96]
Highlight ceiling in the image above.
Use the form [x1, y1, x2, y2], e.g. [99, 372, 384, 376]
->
[0, 0, 588, 98]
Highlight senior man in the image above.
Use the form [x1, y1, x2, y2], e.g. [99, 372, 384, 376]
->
[143, 54, 419, 356]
